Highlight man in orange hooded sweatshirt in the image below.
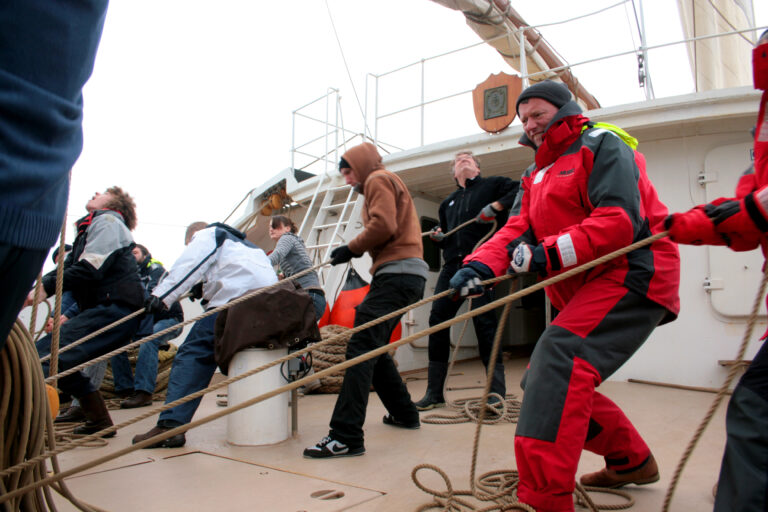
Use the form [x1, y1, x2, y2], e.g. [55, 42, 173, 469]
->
[304, 142, 428, 458]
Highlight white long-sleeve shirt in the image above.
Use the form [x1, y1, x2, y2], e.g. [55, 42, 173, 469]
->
[153, 225, 277, 309]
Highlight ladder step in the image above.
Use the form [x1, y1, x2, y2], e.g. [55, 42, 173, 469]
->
[320, 203, 354, 211]
[311, 221, 349, 230]
[306, 242, 343, 251]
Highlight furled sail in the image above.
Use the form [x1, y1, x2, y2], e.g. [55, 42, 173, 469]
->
[677, 0, 755, 90]
[430, 0, 600, 110]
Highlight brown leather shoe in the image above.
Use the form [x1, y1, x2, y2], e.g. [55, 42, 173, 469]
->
[120, 391, 153, 409]
[580, 455, 659, 489]
[72, 391, 115, 438]
[132, 425, 186, 449]
[55, 405, 85, 423]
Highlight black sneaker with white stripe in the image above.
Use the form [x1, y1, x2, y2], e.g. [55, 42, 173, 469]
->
[303, 435, 365, 458]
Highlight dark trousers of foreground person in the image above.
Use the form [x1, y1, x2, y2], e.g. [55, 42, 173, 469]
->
[328, 273, 425, 448]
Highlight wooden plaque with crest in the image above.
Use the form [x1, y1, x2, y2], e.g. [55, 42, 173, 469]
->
[472, 72, 522, 134]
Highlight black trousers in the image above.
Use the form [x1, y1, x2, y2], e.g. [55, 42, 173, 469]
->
[329, 273, 425, 447]
[427, 259, 501, 367]
[715, 339, 768, 512]
[0, 244, 48, 352]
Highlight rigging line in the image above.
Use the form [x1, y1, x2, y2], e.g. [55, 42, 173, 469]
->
[323, 0, 370, 140]
[516, 0, 630, 31]
[629, 0, 642, 41]
[623, 0, 639, 49]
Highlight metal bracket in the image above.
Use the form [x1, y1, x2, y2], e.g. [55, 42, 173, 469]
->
[703, 277, 724, 291]
[697, 171, 717, 185]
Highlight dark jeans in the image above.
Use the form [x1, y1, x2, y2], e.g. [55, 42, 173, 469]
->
[37, 302, 142, 398]
[427, 259, 501, 367]
[0, 244, 48, 352]
[158, 314, 219, 427]
[329, 273, 425, 448]
[308, 289, 327, 322]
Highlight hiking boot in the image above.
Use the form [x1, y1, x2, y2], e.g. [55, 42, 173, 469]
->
[72, 391, 115, 438]
[414, 361, 448, 411]
[580, 455, 659, 489]
[303, 436, 365, 458]
[120, 390, 153, 409]
[132, 425, 186, 449]
[55, 405, 85, 423]
[382, 414, 420, 430]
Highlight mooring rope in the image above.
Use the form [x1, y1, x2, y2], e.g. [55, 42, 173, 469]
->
[0, 231, 666, 503]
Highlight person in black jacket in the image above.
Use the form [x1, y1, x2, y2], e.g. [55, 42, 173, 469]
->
[28, 187, 144, 437]
[111, 244, 184, 409]
[414, 151, 519, 410]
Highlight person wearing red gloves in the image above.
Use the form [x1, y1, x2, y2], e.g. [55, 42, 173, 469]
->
[450, 79, 680, 511]
[666, 29, 768, 512]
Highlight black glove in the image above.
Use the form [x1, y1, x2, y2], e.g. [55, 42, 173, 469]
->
[449, 267, 485, 299]
[189, 282, 203, 301]
[145, 295, 167, 315]
[330, 245, 361, 265]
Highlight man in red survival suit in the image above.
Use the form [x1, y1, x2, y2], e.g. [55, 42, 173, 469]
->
[666, 29, 768, 512]
[449, 80, 680, 511]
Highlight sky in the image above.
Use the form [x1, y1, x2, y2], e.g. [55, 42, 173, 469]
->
[53, 0, 768, 272]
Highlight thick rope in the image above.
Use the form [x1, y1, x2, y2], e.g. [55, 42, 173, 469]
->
[48, 224, 68, 383]
[0, 231, 666, 500]
[27, 274, 44, 347]
[662, 263, 768, 511]
[1, 320, 104, 512]
[421, 217, 478, 238]
[42, 262, 326, 379]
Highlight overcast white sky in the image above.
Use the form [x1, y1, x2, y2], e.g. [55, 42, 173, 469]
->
[54, 0, 767, 271]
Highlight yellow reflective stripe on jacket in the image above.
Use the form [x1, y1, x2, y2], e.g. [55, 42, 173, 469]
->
[581, 122, 638, 150]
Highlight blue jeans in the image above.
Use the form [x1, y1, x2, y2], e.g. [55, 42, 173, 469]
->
[157, 313, 218, 427]
[111, 318, 182, 394]
[308, 289, 327, 321]
[37, 302, 141, 398]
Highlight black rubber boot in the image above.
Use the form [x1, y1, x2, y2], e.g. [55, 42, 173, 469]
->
[73, 391, 115, 438]
[414, 361, 448, 411]
[487, 363, 506, 404]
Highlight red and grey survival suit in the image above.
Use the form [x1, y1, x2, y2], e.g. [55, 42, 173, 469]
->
[465, 100, 680, 511]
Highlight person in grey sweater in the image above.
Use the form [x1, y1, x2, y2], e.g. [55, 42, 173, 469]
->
[268, 215, 326, 320]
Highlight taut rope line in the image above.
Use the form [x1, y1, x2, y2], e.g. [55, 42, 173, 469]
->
[41, 262, 328, 379]
[661, 263, 768, 511]
[0, 231, 666, 502]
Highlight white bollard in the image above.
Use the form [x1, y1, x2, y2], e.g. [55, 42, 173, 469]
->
[227, 348, 290, 446]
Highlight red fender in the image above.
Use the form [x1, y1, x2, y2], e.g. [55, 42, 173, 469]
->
[329, 268, 402, 344]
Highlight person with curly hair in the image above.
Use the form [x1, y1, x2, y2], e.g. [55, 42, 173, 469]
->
[27, 186, 145, 438]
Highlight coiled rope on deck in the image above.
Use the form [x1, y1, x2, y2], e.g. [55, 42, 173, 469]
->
[1, 320, 106, 512]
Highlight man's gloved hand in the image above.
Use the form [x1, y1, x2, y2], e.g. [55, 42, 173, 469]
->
[330, 245, 361, 265]
[509, 243, 547, 274]
[664, 206, 727, 246]
[476, 204, 501, 224]
[145, 296, 167, 315]
[449, 267, 485, 299]
[189, 282, 203, 301]
[429, 227, 446, 242]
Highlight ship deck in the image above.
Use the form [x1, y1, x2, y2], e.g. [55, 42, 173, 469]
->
[50, 356, 727, 511]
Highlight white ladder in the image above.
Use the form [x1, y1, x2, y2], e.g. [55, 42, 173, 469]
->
[300, 182, 360, 287]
